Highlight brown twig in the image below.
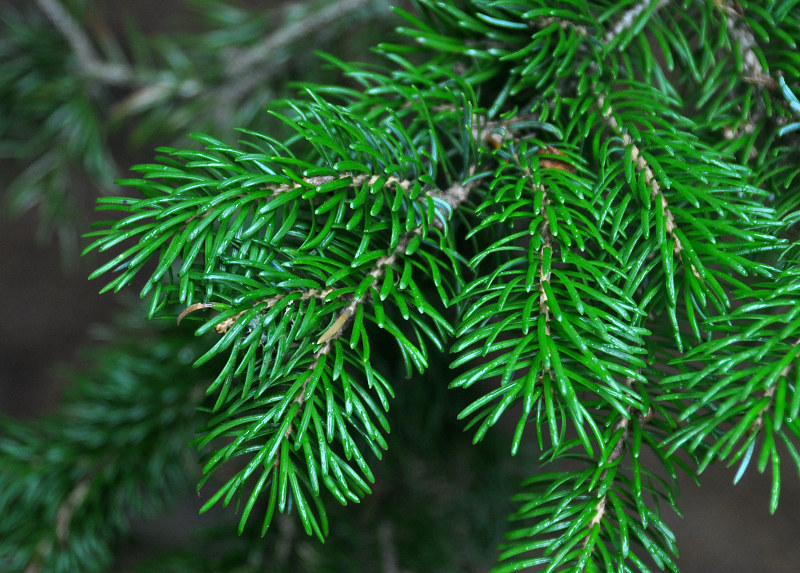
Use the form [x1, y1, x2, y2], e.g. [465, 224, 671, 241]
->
[602, 0, 673, 46]
[595, 92, 701, 280]
[35, 0, 147, 87]
[583, 378, 651, 556]
[37, 0, 386, 116]
[23, 475, 92, 573]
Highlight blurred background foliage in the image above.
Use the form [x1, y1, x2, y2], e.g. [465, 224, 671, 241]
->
[1, 0, 400, 259]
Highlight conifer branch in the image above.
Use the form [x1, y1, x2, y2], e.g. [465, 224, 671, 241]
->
[534, 182, 553, 337]
[584, 376, 648, 545]
[753, 335, 800, 432]
[36, 0, 388, 109]
[535, 16, 589, 37]
[34, 0, 129, 85]
[179, 284, 340, 334]
[595, 91, 701, 280]
[23, 474, 93, 573]
[34, 0, 179, 91]
[584, 418, 626, 535]
[602, 0, 672, 46]
[12, 0, 799, 568]
[718, 0, 778, 90]
[226, 0, 379, 78]
[277, 229, 423, 467]
[428, 167, 477, 214]
[715, 0, 780, 142]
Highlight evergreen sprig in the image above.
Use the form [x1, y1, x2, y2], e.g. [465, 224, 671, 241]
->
[8, 0, 800, 570]
[84, 89, 471, 536]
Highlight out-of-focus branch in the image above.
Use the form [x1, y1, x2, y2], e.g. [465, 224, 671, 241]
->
[34, 0, 97, 70]
[603, 0, 672, 45]
[34, 0, 137, 87]
[227, 0, 378, 77]
[37, 0, 388, 114]
[215, 0, 387, 126]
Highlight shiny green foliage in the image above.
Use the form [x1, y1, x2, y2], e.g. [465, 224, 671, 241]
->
[84, 91, 465, 540]
[663, 267, 800, 514]
[87, 0, 800, 570]
[5, 0, 800, 571]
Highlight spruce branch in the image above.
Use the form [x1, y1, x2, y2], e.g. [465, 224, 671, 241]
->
[594, 90, 700, 280]
[224, 0, 383, 87]
[35, 0, 387, 96]
[602, 0, 673, 47]
[82, 91, 469, 536]
[34, 0, 131, 86]
[24, 471, 93, 573]
[713, 0, 785, 143]
[11, 0, 798, 569]
[719, 0, 778, 90]
[0, 308, 212, 573]
[585, 379, 637, 534]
